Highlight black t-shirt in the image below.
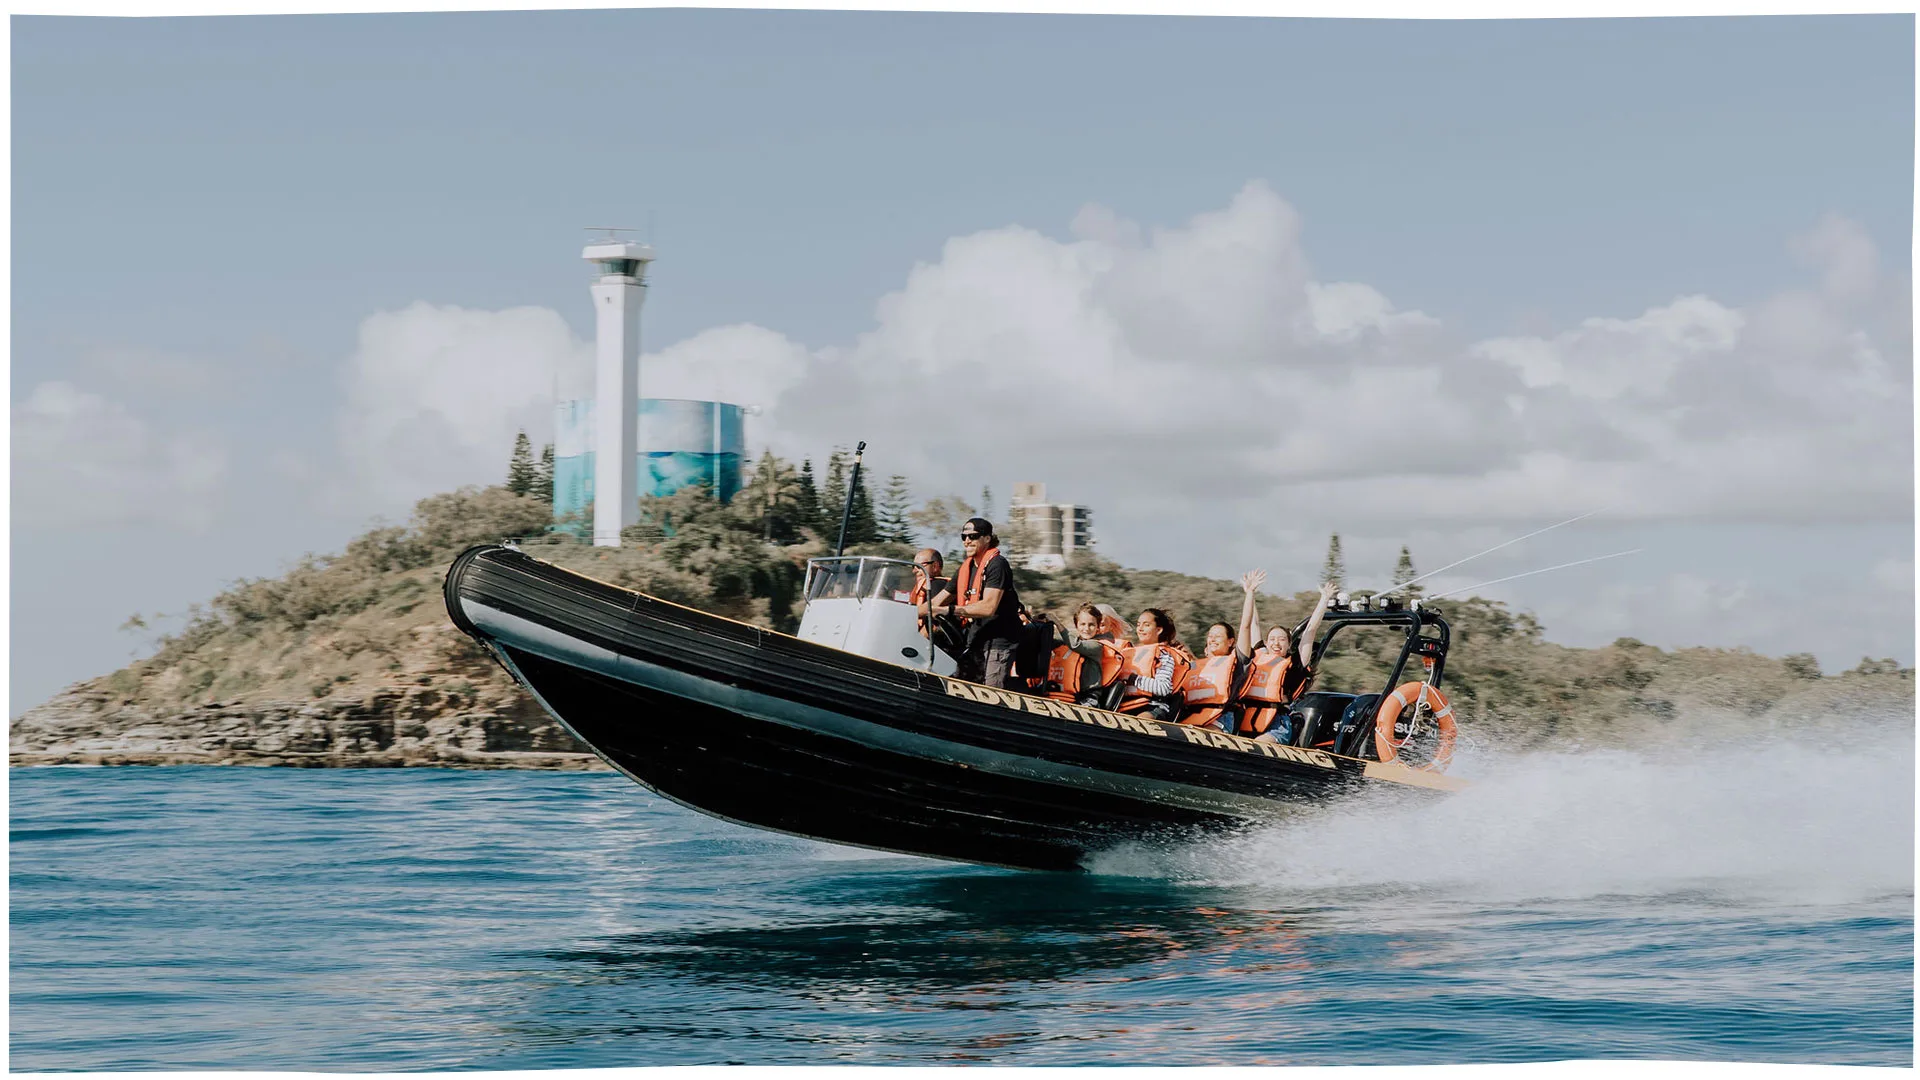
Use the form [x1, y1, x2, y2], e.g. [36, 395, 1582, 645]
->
[966, 551, 1022, 648]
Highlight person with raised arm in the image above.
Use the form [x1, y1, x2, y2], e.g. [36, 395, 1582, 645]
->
[1234, 571, 1338, 743]
[1178, 620, 1245, 733]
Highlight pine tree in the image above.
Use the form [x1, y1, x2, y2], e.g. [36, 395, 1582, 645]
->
[1391, 545, 1422, 597]
[534, 444, 555, 506]
[847, 468, 879, 544]
[795, 459, 823, 534]
[878, 474, 914, 544]
[823, 448, 848, 533]
[742, 451, 775, 540]
[506, 431, 537, 497]
[1322, 533, 1346, 589]
[979, 485, 995, 528]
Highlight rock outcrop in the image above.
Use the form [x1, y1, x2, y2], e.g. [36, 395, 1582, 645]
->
[12, 678, 605, 770]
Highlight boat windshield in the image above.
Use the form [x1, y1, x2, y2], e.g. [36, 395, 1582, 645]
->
[804, 557, 921, 604]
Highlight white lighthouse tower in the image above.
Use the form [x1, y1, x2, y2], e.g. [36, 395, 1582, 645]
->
[582, 235, 655, 547]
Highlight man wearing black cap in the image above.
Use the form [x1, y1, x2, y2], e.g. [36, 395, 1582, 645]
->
[929, 517, 1023, 688]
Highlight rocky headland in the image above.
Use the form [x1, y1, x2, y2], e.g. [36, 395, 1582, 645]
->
[13, 482, 1913, 768]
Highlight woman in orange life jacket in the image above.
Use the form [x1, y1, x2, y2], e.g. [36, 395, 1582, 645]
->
[1234, 571, 1339, 743]
[1179, 621, 1245, 734]
[1117, 608, 1191, 725]
[1046, 603, 1132, 707]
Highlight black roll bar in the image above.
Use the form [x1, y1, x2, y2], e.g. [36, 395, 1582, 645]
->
[1295, 604, 1452, 756]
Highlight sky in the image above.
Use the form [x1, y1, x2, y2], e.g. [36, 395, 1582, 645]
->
[10, 10, 1914, 714]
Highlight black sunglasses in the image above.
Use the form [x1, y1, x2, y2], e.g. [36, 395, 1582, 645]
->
[960, 532, 982, 540]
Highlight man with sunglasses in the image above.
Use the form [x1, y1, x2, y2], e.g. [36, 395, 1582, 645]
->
[907, 548, 948, 609]
[909, 548, 957, 651]
[928, 517, 1023, 688]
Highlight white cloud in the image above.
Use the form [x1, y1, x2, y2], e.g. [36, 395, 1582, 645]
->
[309, 184, 1910, 663]
[635, 323, 811, 410]
[331, 301, 590, 517]
[1306, 281, 1440, 342]
[325, 303, 815, 520]
[1791, 212, 1880, 304]
[329, 186, 1910, 547]
[11, 381, 227, 530]
[713, 185, 1905, 555]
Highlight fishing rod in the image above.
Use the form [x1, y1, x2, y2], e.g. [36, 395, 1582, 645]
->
[1377, 505, 1614, 598]
[1420, 548, 1643, 602]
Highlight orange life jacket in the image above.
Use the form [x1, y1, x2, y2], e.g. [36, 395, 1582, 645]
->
[1045, 639, 1130, 703]
[947, 548, 995, 621]
[1179, 653, 1240, 727]
[1236, 647, 1299, 736]
[908, 575, 950, 607]
[1118, 643, 1191, 714]
[1240, 648, 1294, 702]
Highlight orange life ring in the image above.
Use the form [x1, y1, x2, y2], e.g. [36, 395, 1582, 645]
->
[1374, 681, 1456, 772]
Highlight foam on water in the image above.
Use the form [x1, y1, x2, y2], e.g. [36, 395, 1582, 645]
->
[1091, 718, 1915, 906]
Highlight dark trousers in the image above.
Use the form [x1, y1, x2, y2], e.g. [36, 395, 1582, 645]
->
[958, 640, 1019, 689]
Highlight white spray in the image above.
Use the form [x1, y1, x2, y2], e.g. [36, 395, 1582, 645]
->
[1090, 720, 1914, 908]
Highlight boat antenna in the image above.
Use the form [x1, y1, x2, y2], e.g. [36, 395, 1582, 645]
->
[1378, 505, 1614, 598]
[834, 441, 866, 558]
[1421, 548, 1643, 602]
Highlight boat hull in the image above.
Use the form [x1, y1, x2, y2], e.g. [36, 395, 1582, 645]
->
[444, 545, 1460, 871]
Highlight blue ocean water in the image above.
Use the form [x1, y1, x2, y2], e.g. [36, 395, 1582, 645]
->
[10, 726, 1913, 1069]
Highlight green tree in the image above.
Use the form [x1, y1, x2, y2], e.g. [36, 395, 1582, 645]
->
[1391, 545, 1421, 597]
[506, 431, 537, 496]
[1322, 533, 1345, 589]
[533, 444, 555, 506]
[1781, 653, 1821, 680]
[846, 468, 879, 545]
[911, 495, 977, 564]
[742, 451, 805, 543]
[822, 448, 848, 533]
[979, 485, 995, 528]
[878, 474, 914, 544]
[794, 459, 823, 535]
[628, 483, 805, 629]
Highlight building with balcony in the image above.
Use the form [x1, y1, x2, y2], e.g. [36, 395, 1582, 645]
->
[1007, 482, 1093, 572]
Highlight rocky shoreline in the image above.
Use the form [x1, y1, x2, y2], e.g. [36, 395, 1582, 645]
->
[11, 681, 608, 771]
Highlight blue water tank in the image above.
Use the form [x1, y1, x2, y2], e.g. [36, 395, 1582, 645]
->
[551, 398, 746, 529]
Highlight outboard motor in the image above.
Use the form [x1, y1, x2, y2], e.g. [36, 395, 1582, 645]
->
[1288, 691, 1357, 750]
[1333, 694, 1384, 758]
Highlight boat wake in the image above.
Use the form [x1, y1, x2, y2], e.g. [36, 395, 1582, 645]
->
[1088, 714, 1914, 907]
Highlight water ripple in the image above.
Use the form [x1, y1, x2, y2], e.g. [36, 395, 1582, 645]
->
[10, 746, 1912, 1069]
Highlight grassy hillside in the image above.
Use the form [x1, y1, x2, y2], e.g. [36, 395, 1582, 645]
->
[28, 482, 1912, 761]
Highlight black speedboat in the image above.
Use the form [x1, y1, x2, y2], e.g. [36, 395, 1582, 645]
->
[443, 544, 1465, 872]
